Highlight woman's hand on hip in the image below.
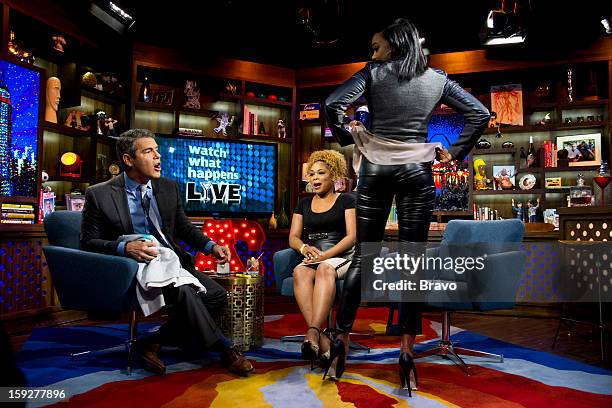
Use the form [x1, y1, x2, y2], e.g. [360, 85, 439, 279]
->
[435, 147, 453, 163]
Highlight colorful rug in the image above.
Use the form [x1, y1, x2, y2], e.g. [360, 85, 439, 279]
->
[17, 308, 612, 407]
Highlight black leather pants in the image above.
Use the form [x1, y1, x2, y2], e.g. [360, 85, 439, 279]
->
[336, 160, 435, 335]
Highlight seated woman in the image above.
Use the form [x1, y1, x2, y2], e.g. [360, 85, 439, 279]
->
[289, 150, 356, 369]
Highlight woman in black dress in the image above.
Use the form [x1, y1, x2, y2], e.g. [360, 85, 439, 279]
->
[288, 150, 356, 370]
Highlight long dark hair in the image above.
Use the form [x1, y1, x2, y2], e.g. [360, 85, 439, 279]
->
[380, 18, 428, 81]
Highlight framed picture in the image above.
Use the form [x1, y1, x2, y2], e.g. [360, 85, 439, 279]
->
[42, 192, 55, 219]
[65, 193, 86, 212]
[491, 84, 523, 126]
[556, 133, 602, 167]
[152, 89, 174, 105]
[493, 165, 516, 190]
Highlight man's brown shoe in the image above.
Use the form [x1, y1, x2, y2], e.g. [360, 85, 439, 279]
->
[137, 342, 166, 375]
[220, 346, 254, 376]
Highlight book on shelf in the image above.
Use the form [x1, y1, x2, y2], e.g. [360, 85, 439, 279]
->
[1, 203, 35, 224]
[472, 203, 500, 221]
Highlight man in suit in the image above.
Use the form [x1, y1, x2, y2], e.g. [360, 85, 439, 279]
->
[81, 128, 254, 376]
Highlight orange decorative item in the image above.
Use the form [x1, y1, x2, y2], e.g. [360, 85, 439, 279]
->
[246, 91, 256, 98]
[195, 219, 266, 274]
[267, 94, 278, 101]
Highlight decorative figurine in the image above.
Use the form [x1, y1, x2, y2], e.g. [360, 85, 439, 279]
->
[213, 112, 234, 136]
[224, 81, 237, 95]
[276, 119, 287, 138]
[82, 71, 97, 88]
[527, 198, 540, 222]
[258, 121, 266, 135]
[473, 158, 492, 190]
[51, 34, 66, 53]
[45, 77, 61, 123]
[64, 110, 89, 131]
[511, 198, 524, 222]
[183, 80, 201, 109]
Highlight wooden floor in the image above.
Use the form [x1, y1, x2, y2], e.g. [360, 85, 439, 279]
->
[6, 304, 611, 370]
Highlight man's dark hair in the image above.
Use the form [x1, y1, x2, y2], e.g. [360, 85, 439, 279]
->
[116, 129, 156, 171]
[380, 18, 428, 81]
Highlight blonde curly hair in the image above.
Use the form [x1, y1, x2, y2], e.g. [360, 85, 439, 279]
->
[306, 150, 348, 181]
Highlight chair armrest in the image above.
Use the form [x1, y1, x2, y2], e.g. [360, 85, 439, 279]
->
[43, 246, 139, 313]
[472, 250, 526, 311]
[273, 248, 303, 293]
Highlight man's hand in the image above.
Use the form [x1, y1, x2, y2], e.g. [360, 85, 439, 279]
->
[125, 240, 159, 262]
[435, 147, 453, 163]
[212, 244, 231, 264]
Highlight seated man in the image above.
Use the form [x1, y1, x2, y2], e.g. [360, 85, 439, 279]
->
[81, 128, 253, 376]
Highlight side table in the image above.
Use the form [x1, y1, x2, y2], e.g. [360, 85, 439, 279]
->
[211, 274, 264, 351]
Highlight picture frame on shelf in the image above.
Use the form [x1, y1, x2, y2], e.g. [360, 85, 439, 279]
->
[152, 89, 174, 105]
[491, 84, 523, 126]
[493, 165, 516, 190]
[42, 192, 55, 219]
[556, 133, 602, 167]
[65, 193, 85, 212]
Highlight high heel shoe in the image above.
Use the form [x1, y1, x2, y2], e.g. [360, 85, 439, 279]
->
[321, 328, 347, 380]
[398, 352, 418, 397]
[301, 327, 321, 370]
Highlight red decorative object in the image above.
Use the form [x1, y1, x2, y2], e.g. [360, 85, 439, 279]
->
[59, 152, 82, 178]
[246, 91, 256, 98]
[267, 94, 278, 101]
[195, 219, 266, 274]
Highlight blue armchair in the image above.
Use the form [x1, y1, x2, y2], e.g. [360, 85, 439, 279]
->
[43, 211, 140, 373]
[406, 219, 526, 373]
[273, 248, 370, 351]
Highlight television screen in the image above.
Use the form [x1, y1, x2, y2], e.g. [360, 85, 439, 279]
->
[0, 60, 41, 197]
[156, 135, 277, 215]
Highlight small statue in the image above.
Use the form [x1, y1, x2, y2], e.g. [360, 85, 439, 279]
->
[45, 77, 61, 123]
[277, 119, 287, 138]
[473, 158, 492, 190]
[527, 198, 540, 222]
[52, 34, 66, 53]
[183, 80, 201, 110]
[511, 198, 524, 222]
[213, 113, 234, 136]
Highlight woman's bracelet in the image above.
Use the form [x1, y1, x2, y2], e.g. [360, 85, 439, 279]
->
[299, 243, 307, 255]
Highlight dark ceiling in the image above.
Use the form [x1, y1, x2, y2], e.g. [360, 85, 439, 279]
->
[66, 0, 611, 69]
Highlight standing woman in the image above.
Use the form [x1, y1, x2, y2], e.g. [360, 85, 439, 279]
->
[324, 18, 489, 391]
[288, 150, 356, 369]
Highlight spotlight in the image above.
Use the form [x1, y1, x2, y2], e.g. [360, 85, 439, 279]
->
[482, 0, 526, 46]
[89, 1, 136, 34]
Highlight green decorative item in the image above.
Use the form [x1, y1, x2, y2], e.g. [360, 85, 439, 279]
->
[276, 188, 290, 229]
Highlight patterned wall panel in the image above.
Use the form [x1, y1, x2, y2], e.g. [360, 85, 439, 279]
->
[0, 236, 54, 317]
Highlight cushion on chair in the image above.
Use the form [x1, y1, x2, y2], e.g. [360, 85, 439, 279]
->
[44, 211, 83, 249]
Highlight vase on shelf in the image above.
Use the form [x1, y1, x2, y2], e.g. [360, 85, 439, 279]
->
[276, 188, 290, 229]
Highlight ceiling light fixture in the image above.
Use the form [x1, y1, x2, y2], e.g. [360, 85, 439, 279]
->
[89, 1, 136, 34]
[481, 0, 527, 47]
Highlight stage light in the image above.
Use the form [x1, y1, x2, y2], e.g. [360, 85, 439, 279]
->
[482, 0, 526, 47]
[89, 1, 136, 34]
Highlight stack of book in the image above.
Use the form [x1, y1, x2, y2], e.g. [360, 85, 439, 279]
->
[472, 203, 500, 221]
[242, 106, 258, 135]
[542, 140, 557, 167]
[1, 203, 35, 224]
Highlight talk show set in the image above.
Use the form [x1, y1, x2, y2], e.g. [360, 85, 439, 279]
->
[2, 1, 612, 407]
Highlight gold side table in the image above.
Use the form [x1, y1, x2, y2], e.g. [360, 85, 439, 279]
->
[212, 274, 264, 351]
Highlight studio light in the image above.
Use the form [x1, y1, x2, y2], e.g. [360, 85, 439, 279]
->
[601, 17, 611, 36]
[89, 1, 136, 34]
[482, 0, 526, 47]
